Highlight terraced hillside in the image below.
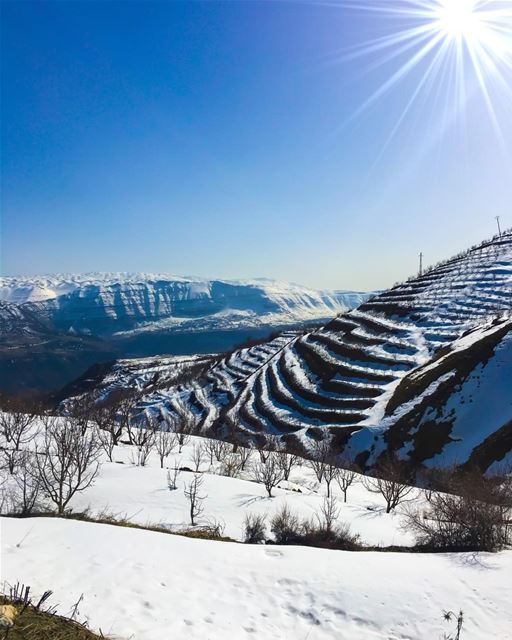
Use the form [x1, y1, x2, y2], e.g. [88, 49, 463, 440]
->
[63, 232, 512, 470]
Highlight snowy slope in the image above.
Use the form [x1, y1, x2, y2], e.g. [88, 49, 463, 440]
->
[0, 274, 370, 336]
[378, 318, 512, 470]
[2, 429, 512, 640]
[65, 232, 512, 471]
[3, 517, 511, 640]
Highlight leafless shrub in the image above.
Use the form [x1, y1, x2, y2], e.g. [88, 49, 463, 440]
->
[184, 473, 207, 526]
[166, 462, 181, 491]
[35, 416, 101, 515]
[317, 495, 340, 533]
[270, 504, 301, 544]
[197, 517, 225, 539]
[243, 513, 267, 543]
[252, 452, 284, 497]
[404, 472, 512, 552]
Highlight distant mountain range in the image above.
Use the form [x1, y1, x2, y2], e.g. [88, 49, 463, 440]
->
[60, 232, 512, 472]
[0, 273, 370, 336]
[0, 274, 370, 393]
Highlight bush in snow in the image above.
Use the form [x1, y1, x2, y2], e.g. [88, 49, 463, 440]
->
[243, 513, 267, 544]
[270, 504, 301, 545]
[405, 471, 512, 552]
[269, 500, 360, 550]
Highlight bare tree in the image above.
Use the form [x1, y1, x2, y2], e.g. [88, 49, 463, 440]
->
[171, 407, 197, 454]
[191, 442, 206, 473]
[236, 446, 252, 471]
[308, 439, 331, 483]
[35, 417, 101, 515]
[252, 452, 284, 498]
[118, 396, 142, 445]
[132, 424, 157, 467]
[155, 429, 178, 468]
[66, 395, 95, 436]
[220, 453, 242, 478]
[178, 432, 191, 454]
[276, 452, 300, 482]
[11, 451, 42, 515]
[0, 410, 36, 474]
[167, 463, 181, 491]
[92, 402, 122, 446]
[184, 473, 206, 526]
[96, 425, 115, 462]
[212, 439, 231, 463]
[323, 459, 340, 498]
[168, 411, 194, 453]
[336, 463, 359, 503]
[203, 438, 217, 466]
[364, 457, 415, 513]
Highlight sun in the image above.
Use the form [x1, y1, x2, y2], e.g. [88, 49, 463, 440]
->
[435, 0, 484, 41]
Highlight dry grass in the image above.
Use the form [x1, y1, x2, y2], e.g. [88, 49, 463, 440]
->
[0, 595, 103, 640]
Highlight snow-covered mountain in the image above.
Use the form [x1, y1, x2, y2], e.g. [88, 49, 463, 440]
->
[64, 231, 512, 472]
[0, 273, 370, 336]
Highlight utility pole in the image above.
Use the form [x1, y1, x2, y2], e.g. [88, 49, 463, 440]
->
[419, 252, 423, 277]
[495, 216, 502, 237]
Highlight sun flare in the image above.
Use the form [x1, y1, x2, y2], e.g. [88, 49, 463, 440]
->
[336, 0, 512, 146]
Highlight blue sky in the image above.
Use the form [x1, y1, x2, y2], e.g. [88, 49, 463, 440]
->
[2, 0, 511, 290]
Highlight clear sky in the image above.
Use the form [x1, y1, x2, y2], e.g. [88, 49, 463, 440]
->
[2, 0, 511, 290]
